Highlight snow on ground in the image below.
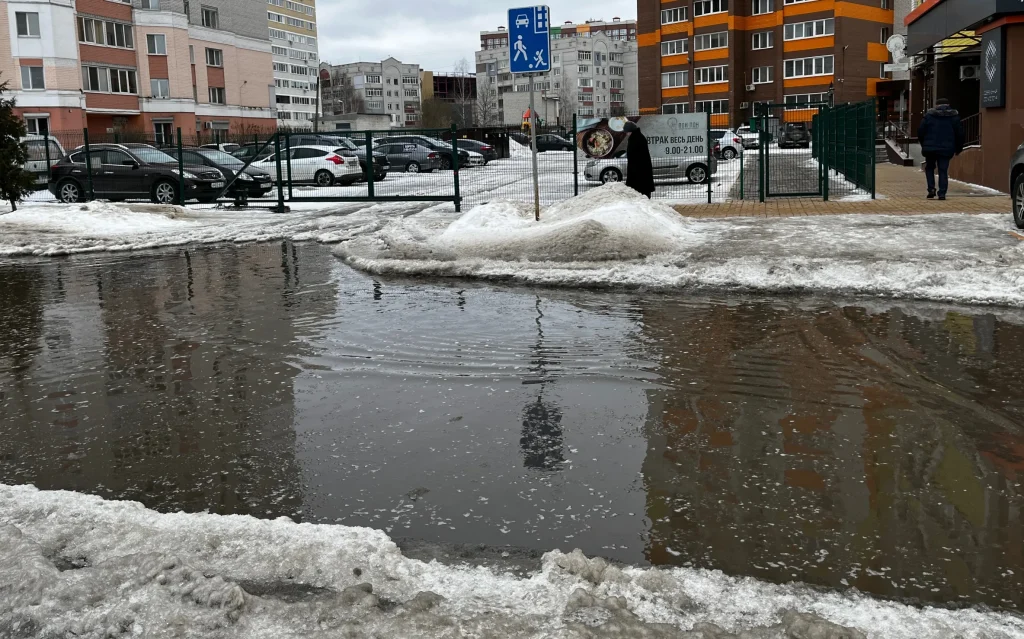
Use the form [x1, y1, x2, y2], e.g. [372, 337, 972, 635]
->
[2, 484, 1022, 639]
[336, 183, 1024, 307]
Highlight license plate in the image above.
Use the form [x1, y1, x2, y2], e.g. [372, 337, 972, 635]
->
[212, 182, 224, 188]
[382, 165, 390, 170]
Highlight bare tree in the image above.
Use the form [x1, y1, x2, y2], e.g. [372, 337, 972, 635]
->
[558, 81, 574, 127]
[421, 97, 453, 129]
[451, 58, 476, 127]
[475, 76, 498, 126]
[322, 67, 363, 115]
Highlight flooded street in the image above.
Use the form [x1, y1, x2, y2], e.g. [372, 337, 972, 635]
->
[1, 242, 1022, 612]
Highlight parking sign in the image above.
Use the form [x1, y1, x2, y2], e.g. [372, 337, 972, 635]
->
[508, 6, 551, 74]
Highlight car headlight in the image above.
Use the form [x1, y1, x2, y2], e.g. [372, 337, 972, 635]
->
[171, 169, 197, 179]
[237, 172, 253, 181]
[586, 160, 596, 168]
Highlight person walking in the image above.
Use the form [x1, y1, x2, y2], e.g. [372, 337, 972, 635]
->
[622, 121, 654, 198]
[917, 98, 964, 200]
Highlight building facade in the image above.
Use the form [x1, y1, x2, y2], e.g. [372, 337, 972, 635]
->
[2, 0, 276, 137]
[267, 0, 318, 127]
[475, 18, 639, 126]
[319, 59, 422, 128]
[636, 0, 896, 127]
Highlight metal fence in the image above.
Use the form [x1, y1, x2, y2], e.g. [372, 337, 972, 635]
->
[962, 112, 981, 147]
[814, 99, 877, 199]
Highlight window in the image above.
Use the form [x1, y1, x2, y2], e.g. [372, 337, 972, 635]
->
[578, 65, 591, 74]
[141, 0, 160, 9]
[578, 107, 595, 116]
[694, 0, 728, 17]
[24, 116, 49, 135]
[201, 6, 219, 28]
[365, 74, 381, 84]
[880, 63, 887, 78]
[752, 31, 774, 49]
[16, 12, 40, 37]
[367, 101, 383, 110]
[784, 55, 834, 78]
[205, 48, 223, 66]
[785, 92, 828, 108]
[577, 92, 588, 102]
[578, 51, 592, 61]
[881, 26, 890, 43]
[660, 7, 688, 24]
[662, 103, 691, 114]
[273, 62, 288, 72]
[694, 31, 728, 51]
[365, 88, 382, 97]
[695, 99, 729, 114]
[289, 64, 307, 74]
[405, 113, 417, 123]
[610, 79, 623, 89]
[404, 89, 417, 97]
[189, 45, 195, 63]
[752, 0, 773, 14]
[402, 76, 418, 85]
[208, 87, 225, 103]
[146, 34, 167, 55]
[694, 65, 728, 84]
[82, 66, 137, 93]
[784, 19, 834, 40]
[578, 78, 593, 87]
[20, 66, 44, 90]
[108, 68, 137, 93]
[752, 66, 773, 83]
[76, 18, 133, 49]
[151, 78, 170, 97]
[269, 27, 286, 39]
[880, 0, 889, 8]
[662, 71, 689, 88]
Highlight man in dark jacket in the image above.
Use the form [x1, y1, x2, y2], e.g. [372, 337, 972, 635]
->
[917, 98, 965, 200]
[623, 121, 654, 198]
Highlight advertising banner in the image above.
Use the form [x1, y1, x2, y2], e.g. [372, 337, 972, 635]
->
[576, 114, 708, 160]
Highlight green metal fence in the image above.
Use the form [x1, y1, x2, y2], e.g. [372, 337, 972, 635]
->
[814, 99, 877, 200]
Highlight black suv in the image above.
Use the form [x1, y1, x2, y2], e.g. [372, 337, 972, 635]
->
[778, 123, 811, 149]
[49, 143, 224, 204]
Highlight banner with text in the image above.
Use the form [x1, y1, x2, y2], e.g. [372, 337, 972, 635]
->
[576, 114, 708, 160]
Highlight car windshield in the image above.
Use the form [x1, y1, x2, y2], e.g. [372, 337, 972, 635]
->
[333, 138, 359, 150]
[131, 147, 178, 164]
[197, 149, 244, 167]
[423, 137, 451, 149]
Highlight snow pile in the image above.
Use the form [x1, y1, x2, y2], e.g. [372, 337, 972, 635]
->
[2, 484, 1023, 639]
[0, 201, 190, 236]
[336, 183, 704, 264]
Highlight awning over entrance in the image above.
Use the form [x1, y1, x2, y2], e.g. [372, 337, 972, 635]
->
[905, 0, 1022, 54]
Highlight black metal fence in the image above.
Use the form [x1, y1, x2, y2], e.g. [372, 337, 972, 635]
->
[814, 100, 877, 199]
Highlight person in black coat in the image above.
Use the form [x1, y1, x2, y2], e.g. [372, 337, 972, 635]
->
[917, 98, 964, 200]
[623, 121, 654, 198]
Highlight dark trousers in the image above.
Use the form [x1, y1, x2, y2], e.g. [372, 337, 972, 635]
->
[924, 153, 951, 196]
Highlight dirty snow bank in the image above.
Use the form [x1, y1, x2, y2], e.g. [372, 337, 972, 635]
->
[335, 185, 1024, 307]
[2, 484, 1022, 639]
[0, 201, 189, 236]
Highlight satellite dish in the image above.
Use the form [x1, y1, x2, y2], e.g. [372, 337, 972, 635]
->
[886, 34, 907, 63]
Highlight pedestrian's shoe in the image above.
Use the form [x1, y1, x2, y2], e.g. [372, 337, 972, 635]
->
[938, 195, 946, 201]
[927, 191, 936, 199]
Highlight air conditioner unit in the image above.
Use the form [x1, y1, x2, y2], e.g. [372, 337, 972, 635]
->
[745, 84, 755, 92]
[960, 65, 980, 80]
[740, 101, 750, 109]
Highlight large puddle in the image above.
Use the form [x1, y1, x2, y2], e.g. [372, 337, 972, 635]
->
[1, 243, 1022, 612]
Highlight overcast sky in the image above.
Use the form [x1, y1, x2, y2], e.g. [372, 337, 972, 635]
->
[315, 0, 634, 72]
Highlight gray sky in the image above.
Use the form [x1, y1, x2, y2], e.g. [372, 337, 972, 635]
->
[316, 0, 634, 72]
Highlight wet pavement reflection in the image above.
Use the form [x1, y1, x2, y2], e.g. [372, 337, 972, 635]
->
[0, 243, 1022, 611]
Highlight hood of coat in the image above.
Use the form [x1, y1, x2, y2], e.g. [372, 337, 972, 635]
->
[927, 104, 959, 117]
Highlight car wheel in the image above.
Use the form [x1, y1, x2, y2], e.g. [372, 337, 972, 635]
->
[1013, 172, 1024, 229]
[151, 180, 178, 204]
[722, 148, 737, 160]
[377, 172, 388, 181]
[57, 179, 83, 203]
[407, 162, 421, 173]
[314, 170, 334, 187]
[600, 168, 622, 184]
[688, 164, 709, 184]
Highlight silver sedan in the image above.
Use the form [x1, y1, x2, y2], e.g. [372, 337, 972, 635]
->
[584, 152, 717, 185]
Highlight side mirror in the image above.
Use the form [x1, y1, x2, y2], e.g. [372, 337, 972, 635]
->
[123, 160, 139, 168]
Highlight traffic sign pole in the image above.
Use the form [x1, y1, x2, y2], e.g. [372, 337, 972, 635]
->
[529, 75, 540, 221]
[508, 5, 551, 222]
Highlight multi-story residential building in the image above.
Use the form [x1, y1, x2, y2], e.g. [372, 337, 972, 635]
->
[2, 0, 276, 137]
[318, 59, 422, 128]
[636, 0, 896, 127]
[267, 0, 318, 126]
[475, 18, 639, 126]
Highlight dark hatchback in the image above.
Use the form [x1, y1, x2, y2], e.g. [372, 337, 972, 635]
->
[165, 147, 274, 198]
[49, 143, 224, 204]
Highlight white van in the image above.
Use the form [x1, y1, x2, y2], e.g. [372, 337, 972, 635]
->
[21, 136, 66, 187]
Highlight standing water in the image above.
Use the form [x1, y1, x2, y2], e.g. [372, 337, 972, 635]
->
[1, 242, 1022, 612]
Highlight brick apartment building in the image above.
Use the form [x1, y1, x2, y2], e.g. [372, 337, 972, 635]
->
[2, 0, 276, 137]
[636, 0, 896, 127]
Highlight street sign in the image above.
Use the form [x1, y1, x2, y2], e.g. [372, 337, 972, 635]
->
[884, 62, 909, 72]
[508, 6, 551, 74]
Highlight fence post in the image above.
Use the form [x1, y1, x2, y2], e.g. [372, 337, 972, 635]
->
[706, 111, 712, 204]
[572, 113, 579, 197]
[83, 128, 95, 201]
[739, 142, 744, 201]
[365, 131, 375, 200]
[175, 128, 185, 205]
[870, 100, 877, 199]
[274, 132, 286, 212]
[451, 124, 461, 213]
[822, 109, 830, 202]
[758, 113, 765, 203]
[285, 133, 293, 199]
[43, 130, 52, 185]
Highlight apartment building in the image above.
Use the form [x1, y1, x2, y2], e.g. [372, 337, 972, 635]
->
[637, 0, 895, 127]
[475, 18, 639, 126]
[267, 0, 318, 126]
[2, 0, 275, 137]
[319, 59, 422, 128]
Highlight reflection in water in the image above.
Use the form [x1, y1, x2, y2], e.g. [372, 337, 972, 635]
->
[1, 244, 1022, 612]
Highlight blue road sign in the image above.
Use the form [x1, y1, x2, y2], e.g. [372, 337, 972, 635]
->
[508, 6, 551, 74]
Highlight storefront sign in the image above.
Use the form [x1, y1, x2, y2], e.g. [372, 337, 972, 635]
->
[981, 27, 1005, 108]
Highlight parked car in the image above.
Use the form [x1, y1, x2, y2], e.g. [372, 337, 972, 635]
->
[711, 129, 744, 160]
[331, 138, 389, 182]
[375, 135, 470, 170]
[778, 123, 811, 149]
[536, 134, 574, 152]
[1012, 140, 1024, 228]
[735, 126, 761, 149]
[465, 149, 486, 167]
[233, 142, 278, 163]
[373, 142, 442, 173]
[201, 142, 241, 154]
[21, 136, 65, 188]
[164, 147, 274, 198]
[49, 143, 224, 204]
[584, 151, 717, 185]
[254, 145, 361, 186]
[454, 139, 498, 163]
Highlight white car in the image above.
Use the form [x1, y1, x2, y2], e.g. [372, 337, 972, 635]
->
[256, 144, 361, 186]
[516, 14, 529, 27]
[21, 136, 65, 187]
[735, 126, 761, 149]
[711, 129, 744, 160]
[465, 150, 486, 167]
[584, 152, 717, 185]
